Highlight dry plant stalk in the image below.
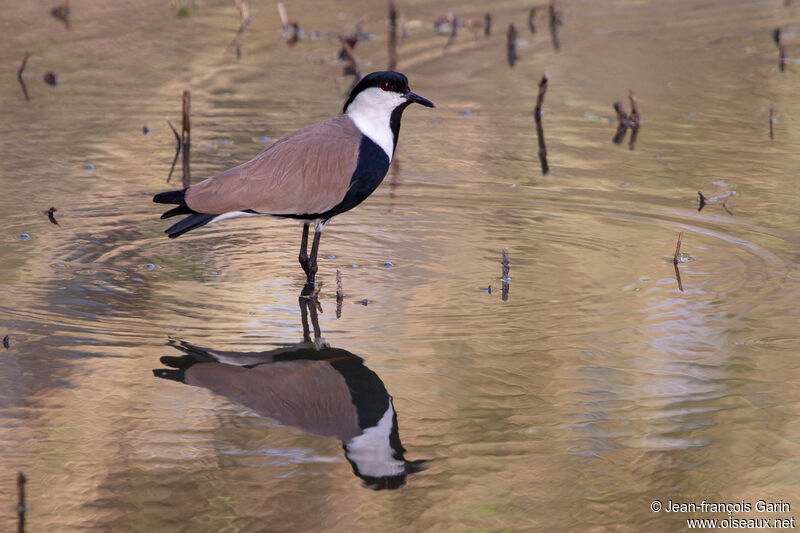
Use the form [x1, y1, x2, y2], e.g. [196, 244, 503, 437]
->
[534, 73, 550, 174]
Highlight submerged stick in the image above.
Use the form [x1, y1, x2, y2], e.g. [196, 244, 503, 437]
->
[166, 119, 182, 183]
[549, 0, 562, 51]
[17, 472, 26, 533]
[501, 248, 510, 302]
[18, 52, 30, 101]
[181, 90, 191, 188]
[769, 104, 775, 140]
[388, 0, 398, 70]
[336, 269, 343, 319]
[534, 73, 550, 174]
[507, 24, 518, 67]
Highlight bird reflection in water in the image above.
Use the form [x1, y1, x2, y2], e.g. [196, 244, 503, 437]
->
[153, 292, 426, 490]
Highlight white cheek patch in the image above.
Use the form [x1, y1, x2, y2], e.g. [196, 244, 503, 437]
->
[346, 87, 405, 160]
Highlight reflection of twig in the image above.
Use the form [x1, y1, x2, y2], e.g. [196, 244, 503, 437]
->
[182, 90, 191, 188]
[17, 52, 30, 102]
[612, 101, 628, 144]
[501, 248, 510, 302]
[507, 24, 518, 67]
[528, 7, 537, 33]
[388, 0, 398, 70]
[336, 269, 343, 319]
[769, 104, 775, 140]
[673, 262, 684, 292]
[166, 120, 182, 183]
[17, 472, 26, 533]
[774, 28, 787, 72]
[534, 73, 550, 175]
[484, 13, 492, 36]
[549, 0, 562, 51]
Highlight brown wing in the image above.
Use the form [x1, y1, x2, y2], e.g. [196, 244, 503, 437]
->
[185, 115, 362, 215]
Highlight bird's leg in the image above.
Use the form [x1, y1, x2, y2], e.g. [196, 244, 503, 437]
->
[307, 226, 323, 284]
[298, 223, 311, 277]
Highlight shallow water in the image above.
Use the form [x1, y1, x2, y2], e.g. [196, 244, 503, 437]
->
[2, 0, 800, 531]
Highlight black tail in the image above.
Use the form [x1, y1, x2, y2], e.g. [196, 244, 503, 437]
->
[165, 213, 215, 238]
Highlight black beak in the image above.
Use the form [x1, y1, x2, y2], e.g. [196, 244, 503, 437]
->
[406, 91, 435, 108]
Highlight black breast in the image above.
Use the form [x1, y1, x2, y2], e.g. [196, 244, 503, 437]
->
[283, 136, 391, 221]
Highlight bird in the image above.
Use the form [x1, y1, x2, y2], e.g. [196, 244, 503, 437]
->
[153, 71, 434, 285]
[153, 298, 426, 490]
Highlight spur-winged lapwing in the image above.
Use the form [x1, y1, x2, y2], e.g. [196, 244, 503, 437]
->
[153, 71, 434, 284]
[153, 298, 426, 490]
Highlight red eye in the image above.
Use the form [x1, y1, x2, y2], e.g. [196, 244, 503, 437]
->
[380, 81, 392, 91]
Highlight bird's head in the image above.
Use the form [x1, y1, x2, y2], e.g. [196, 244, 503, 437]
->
[343, 71, 434, 116]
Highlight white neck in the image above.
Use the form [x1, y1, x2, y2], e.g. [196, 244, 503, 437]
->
[344, 401, 405, 477]
[346, 87, 404, 160]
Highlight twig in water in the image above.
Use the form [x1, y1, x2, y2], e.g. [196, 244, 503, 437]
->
[336, 269, 343, 319]
[338, 36, 361, 91]
[43, 72, 58, 86]
[673, 232, 684, 292]
[484, 13, 492, 36]
[166, 119, 182, 183]
[549, 0, 562, 51]
[774, 28, 787, 72]
[528, 7, 537, 33]
[182, 90, 191, 188]
[673, 231, 683, 265]
[501, 248, 510, 302]
[46, 207, 59, 225]
[17, 472, 26, 533]
[628, 89, 641, 150]
[228, 0, 251, 57]
[388, 0, 398, 70]
[534, 73, 550, 174]
[507, 24, 518, 67]
[51, 0, 70, 29]
[769, 104, 775, 140]
[18, 52, 30, 101]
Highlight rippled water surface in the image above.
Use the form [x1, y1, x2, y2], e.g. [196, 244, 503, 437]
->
[2, 0, 800, 531]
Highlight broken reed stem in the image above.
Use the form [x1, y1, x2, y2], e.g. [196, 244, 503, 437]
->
[18, 52, 30, 101]
[673, 231, 683, 265]
[534, 73, 550, 175]
[181, 90, 191, 188]
[507, 24, 518, 67]
[501, 248, 510, 302]
[166, 119, 182, 183]
[548, 0, 561, 51]
[17, 472, 26, 533]
[769, 104, 775, 140]
[388, 0, 398, 70]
